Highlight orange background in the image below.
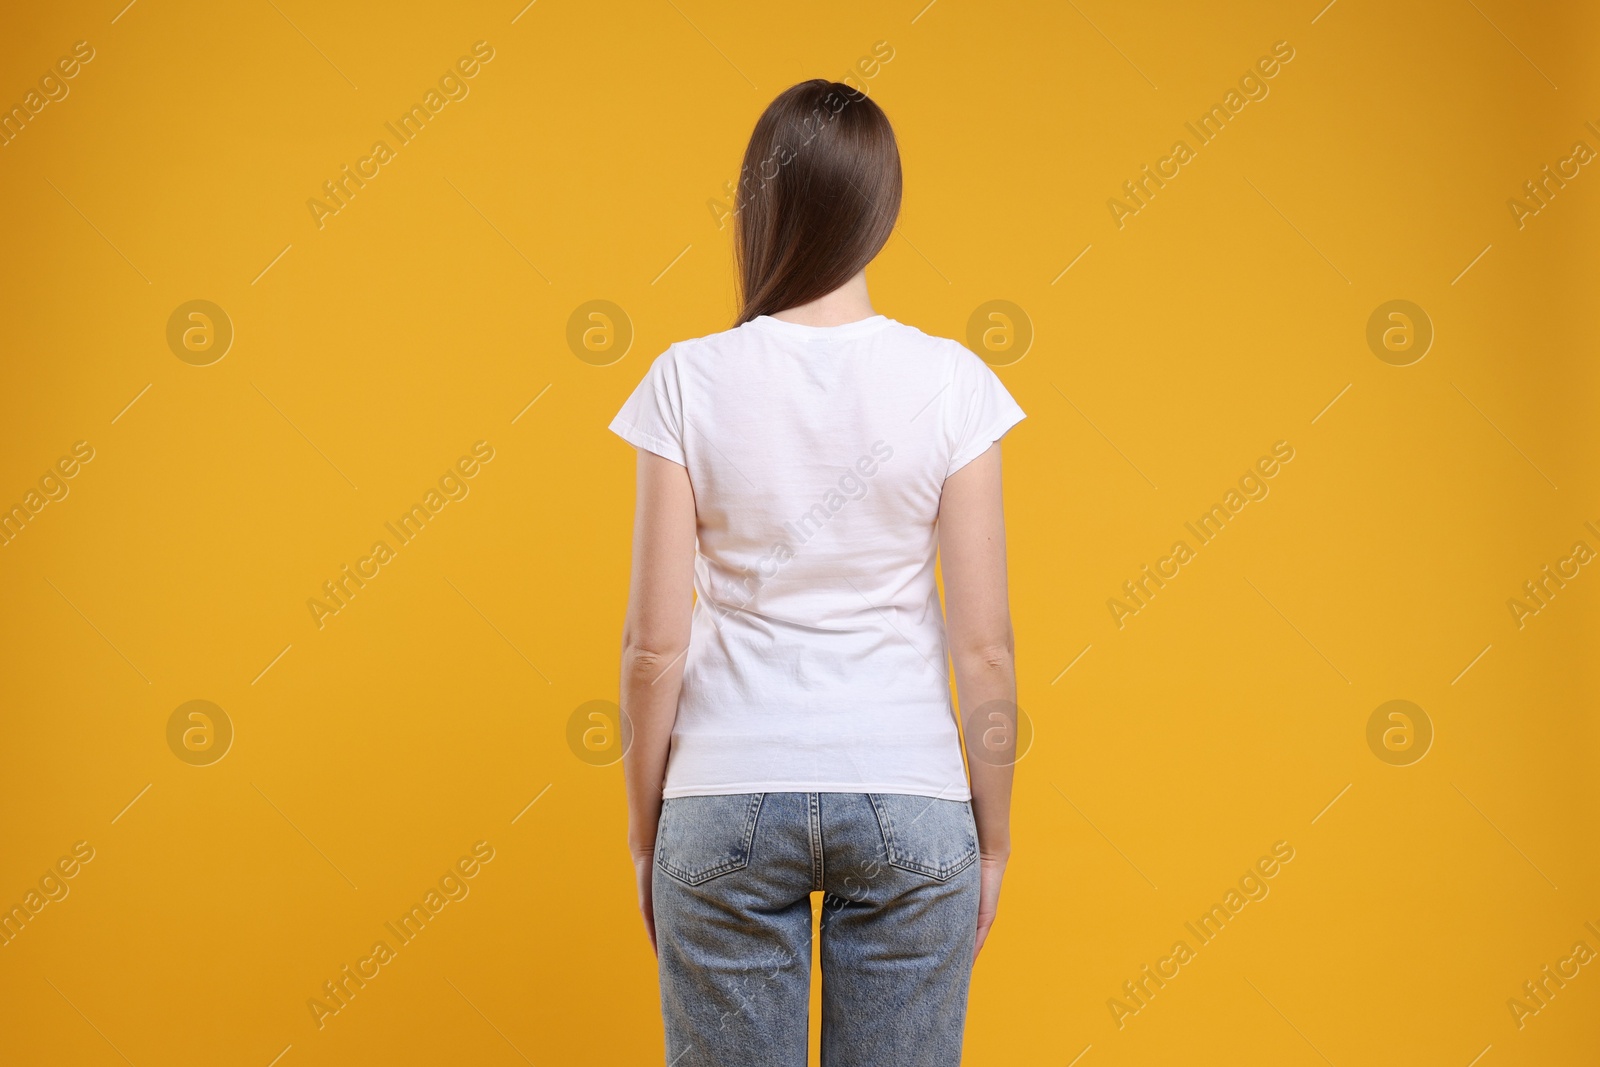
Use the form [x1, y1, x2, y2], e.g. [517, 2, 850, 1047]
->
[0, 1, 1596, 1064]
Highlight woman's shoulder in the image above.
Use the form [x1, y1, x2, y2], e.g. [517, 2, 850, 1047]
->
[873, 321, 991, 380]
[881, 318, 969, 353]
[663, 321, 747, 357]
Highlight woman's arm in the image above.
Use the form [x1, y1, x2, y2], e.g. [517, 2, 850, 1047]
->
[937, 441, 1017, 962]
[619, 448, 697, 950]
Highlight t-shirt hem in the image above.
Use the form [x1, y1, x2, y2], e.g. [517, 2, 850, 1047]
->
[662, 781, 972, 801]
[608, 417, 686, 466]
[948, 408, 1026, 477]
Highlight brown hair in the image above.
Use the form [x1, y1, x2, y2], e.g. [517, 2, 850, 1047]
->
[733, 80, 902, 326]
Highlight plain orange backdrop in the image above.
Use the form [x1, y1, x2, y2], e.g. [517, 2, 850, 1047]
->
[0, 1, 1595, 1064]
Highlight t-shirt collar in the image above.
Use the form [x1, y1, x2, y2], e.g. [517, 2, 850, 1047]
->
[747, 313, 893, 340]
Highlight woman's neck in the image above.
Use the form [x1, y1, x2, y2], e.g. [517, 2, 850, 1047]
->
[768, 271, 875, 326]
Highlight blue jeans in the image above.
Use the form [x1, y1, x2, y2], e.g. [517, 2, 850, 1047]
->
[653, 791, 981, 1066]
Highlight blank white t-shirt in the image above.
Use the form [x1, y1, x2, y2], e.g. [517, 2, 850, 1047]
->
[609, 313, 1025, 800]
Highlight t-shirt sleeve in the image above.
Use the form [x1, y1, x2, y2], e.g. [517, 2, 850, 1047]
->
[946, 345, 1026, 478]
[608, 346, 687, 466]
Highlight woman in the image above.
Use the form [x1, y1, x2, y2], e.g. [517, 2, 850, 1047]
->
[609, 78, 1025, 1066]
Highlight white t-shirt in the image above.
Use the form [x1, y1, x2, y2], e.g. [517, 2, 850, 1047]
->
[609, 313, 1025, 800]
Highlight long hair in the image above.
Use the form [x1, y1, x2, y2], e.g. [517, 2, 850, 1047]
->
[733, 80, 902, 326]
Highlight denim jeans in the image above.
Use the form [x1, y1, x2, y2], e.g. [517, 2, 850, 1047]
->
[653, 791, 981, 1066]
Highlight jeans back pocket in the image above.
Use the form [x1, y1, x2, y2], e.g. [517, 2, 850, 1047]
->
[868, 793, 978, 881]
[655, 793, 765, 886]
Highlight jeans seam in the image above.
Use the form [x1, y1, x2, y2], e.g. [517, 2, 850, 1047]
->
[809, 793, 824, 892]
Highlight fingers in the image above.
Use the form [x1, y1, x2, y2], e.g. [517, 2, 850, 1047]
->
[973, 897, 996, 962]
[638, 861, 657, 956]
[641, 904, 658, 956]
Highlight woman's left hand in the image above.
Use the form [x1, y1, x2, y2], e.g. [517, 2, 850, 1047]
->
[632, 849, 657, 956]
[973, 849, 1008, 964]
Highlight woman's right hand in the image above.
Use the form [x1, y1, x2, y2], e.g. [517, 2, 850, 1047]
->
[973, 849, 1008, 964]
[632, 847, 658, 957]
